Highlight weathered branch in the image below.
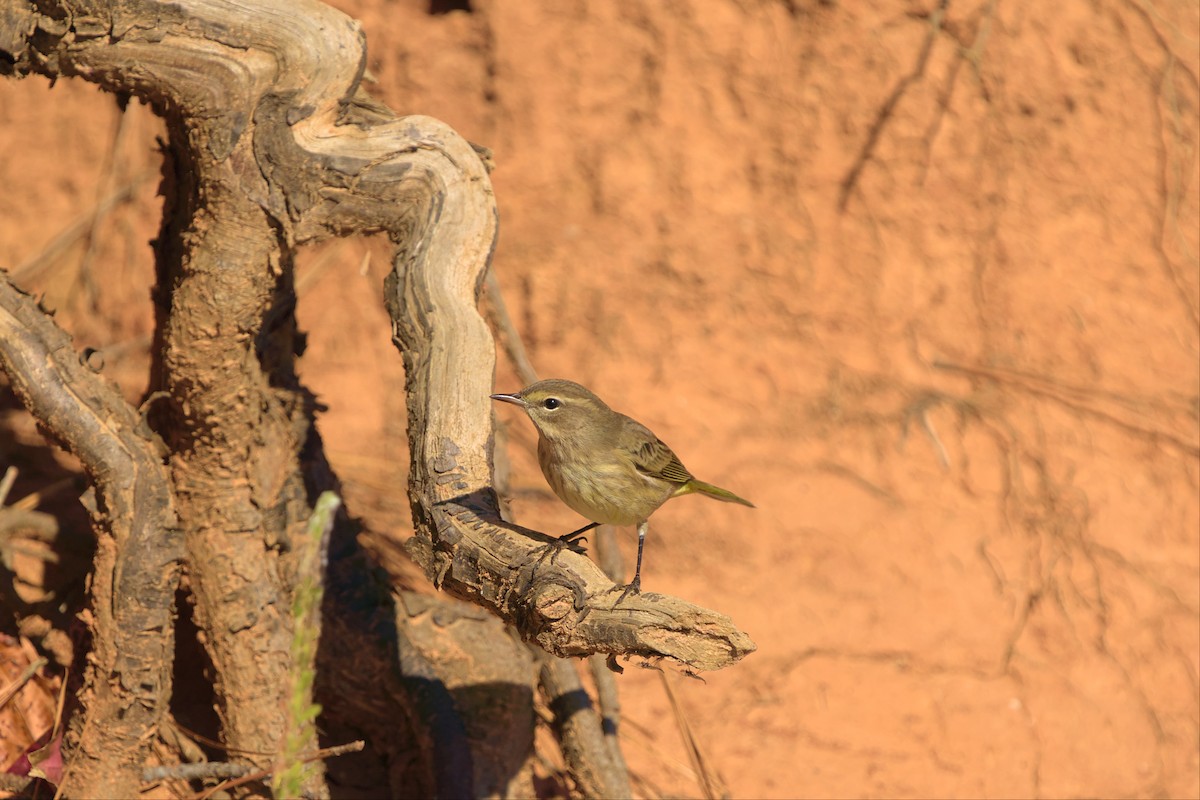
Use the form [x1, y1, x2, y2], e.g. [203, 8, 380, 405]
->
[588, 526, 632, 775]
[395, 591, 538, 796]
[11, 0, 752, 674]
[0, 274, 181, 797]
[539, 653, 632, 798]
[2, 5, 752, 798]
[405, 491, 756, 671]
[352, 43, 755, 675]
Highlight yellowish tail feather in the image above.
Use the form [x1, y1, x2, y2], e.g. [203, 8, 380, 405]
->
[676, 479, 755, 508]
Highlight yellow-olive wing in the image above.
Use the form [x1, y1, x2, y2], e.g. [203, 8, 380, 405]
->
[618, 417, 694, 487]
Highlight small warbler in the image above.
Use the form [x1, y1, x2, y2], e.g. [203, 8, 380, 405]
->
[491, 379, 754, 601]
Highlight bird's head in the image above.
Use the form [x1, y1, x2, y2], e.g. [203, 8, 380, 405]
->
[490, 379, 613, 440]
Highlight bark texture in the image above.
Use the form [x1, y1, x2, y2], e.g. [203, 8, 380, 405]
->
[1, 0, 753, 794]
[0, 277, 180, 796]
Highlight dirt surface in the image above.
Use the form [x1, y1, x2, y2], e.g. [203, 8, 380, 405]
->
[2, 0, 1198, 797]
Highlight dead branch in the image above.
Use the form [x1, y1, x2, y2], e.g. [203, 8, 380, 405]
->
[485, 268, 541, 386]
[2, 1, 753, 795]
[404, 491, 756, 672]
[366, 107, 754, 670]
[7, 0, 752, 677]
[588, 526, 632, 775]
[0, 274, 181, 797]
[395, 590, 538, 796]
[539, 653, 632, 798]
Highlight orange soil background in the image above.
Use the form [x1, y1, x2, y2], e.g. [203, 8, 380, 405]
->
[2, 1, 1199, 797]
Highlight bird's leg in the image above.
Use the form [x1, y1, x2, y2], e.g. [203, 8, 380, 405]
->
[558, 521, 599, 552]
[526, 520, 598, 569]
[612, 521, 647, 606]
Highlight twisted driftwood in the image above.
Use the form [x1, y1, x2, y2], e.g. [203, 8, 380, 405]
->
[1, 0, 753, 793]
[386, 185, 755, 669]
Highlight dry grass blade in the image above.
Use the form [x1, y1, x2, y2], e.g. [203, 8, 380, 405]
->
[13, 171, 156, 283]
[9, 478, 77, 512]
[0, 656, 48, 710]
[0, 467, 16, 508]
[621, 714, 701, 784]
[485, 268, 539, 386]
[658, 671, 729, 800]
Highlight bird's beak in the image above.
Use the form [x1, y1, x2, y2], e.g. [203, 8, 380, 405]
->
[490, 392, 526, 407]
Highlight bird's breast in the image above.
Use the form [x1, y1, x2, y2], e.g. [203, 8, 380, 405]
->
[537, 435, 672, 526]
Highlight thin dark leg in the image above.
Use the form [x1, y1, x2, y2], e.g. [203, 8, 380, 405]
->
[631, 522, 645, 590]
[530, 520, 597, 566]
[559, 520, 599, 547]
[613, 521, 647, 605]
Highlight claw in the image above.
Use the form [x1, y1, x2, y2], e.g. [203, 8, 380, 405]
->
[610, 575, 642, 608]
[530, 538, 577, 567]
[523, 523, 595, 568]
[557, 521, 598, 555]
[554, 532, 589, 556]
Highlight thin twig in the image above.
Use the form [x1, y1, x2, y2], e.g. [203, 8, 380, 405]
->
[659, 671, 729, 800]
[51, 663, 68, 746]
[13, 171, 156, 283]
[74, 101, 133, 309]
[143, 762, 252, 782]
[187, 741, 364, 800]
[587, 652, 630, 783]
[838, 0, 948, 211]
[485, 268, 540, 386]
[0, 656, 48, 710]
[587, 525, 632, 774]
[538, 655, 632, 799]
[168, 718, 276, 758]
[0, 466, 17, 508]
[934, 360, 1200, 456]
[9, 477, 78, 512]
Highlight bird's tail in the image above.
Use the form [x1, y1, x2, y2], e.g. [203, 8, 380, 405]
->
[678, 479, 755, 508]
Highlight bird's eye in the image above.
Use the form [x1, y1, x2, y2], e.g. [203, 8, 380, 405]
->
[543, 398, 561, 410]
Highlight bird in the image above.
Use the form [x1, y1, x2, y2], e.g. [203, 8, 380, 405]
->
[490, 378, 754, 602]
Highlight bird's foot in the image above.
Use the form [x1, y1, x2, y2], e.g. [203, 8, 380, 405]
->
[610, 576, 642, 608]
[525, 522, 597, 567]
[554, 524, 593, 555]
[529, 539, 579, 567]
